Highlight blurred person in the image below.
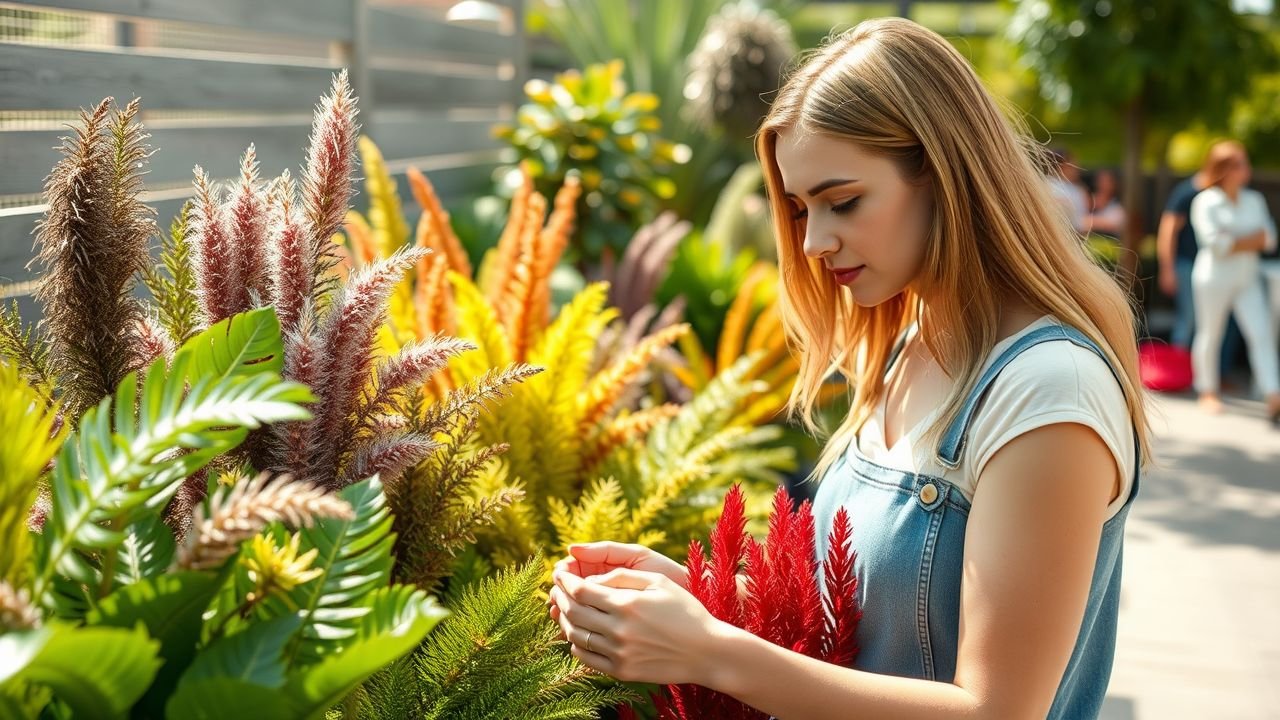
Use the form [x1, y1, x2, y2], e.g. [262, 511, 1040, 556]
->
[1047, 147, 1090, 234]
[1188, 142, 1280, 423]
[1157, 141, 1244, 375]
[548, 18, 1149, 720]
[1086, 167, 1126, 238]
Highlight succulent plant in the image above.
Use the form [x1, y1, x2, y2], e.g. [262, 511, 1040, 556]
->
[684, 2, 797, 146]
[493, 61, 690, 265]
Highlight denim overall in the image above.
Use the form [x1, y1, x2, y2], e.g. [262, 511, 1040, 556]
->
[812, 324, 1140, 719]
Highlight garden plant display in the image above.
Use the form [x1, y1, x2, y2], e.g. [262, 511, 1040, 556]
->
[0, 70, 846, 719]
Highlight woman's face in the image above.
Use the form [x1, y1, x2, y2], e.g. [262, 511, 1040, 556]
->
[1222, 150, 1253, 191]
[775, 130, 933, 307]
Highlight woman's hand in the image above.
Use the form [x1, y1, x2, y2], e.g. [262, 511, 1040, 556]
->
[553, 541, 688, 588]
[548, 568, 728, 686]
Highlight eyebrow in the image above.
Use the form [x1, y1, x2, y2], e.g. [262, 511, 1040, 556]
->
[783, 178, 860, 198]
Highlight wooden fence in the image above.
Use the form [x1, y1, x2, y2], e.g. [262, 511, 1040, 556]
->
[0, 0, 526, 318]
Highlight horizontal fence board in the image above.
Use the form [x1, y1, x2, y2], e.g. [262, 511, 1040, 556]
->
[369, 7, 509, 63]
[0, 45, 517, 113]
[367, 115, 501, 165]
[0, 45, 341, 112]
[1, 158, 499, 291]
[372, 68, 515, 110]
[20, 0, 353, 40]
[1, 116, 501, 195]
[1, 124, 312, 197]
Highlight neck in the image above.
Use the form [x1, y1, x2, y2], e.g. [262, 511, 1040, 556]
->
[1222, 184, 1242, 200]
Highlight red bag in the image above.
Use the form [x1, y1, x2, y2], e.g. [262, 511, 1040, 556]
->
[1138, 340, 1193, 392]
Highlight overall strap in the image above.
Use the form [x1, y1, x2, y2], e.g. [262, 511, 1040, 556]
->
[934, 324, 1134, 472]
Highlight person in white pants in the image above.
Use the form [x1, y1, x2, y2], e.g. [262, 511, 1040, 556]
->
[1189, 142, 1280, 425]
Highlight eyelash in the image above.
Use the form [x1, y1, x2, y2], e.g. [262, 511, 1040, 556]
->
[791, 197, 860, 221]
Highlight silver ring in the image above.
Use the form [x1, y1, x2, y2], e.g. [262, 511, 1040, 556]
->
[584, 630, 594, 653]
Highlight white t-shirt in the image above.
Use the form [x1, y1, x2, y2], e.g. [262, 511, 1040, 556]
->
[855, 317, 1136, 519]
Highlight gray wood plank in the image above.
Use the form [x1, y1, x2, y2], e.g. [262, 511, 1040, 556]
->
[20, 0, 352, 40]
[0, 44, 340, 112]
[0, 115, 500, 196]
[372, 68, 516, 111]
[1, 44, 516, 113]
[369, 6, 510, 64]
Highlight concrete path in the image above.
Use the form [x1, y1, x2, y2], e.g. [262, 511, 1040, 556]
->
[1101, 392, 1280, 720]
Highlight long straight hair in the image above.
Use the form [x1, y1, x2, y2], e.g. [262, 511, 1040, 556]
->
[756, 18, 1152, 478]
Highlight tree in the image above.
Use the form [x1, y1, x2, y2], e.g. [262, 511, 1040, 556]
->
[1009, 0, 1277, 278]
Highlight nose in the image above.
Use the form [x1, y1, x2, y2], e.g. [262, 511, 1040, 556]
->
[802, 220, 839, 259]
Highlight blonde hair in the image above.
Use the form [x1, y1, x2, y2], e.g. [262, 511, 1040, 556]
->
[756, 18, 1152, 479]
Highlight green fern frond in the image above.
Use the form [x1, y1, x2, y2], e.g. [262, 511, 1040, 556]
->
[270, 476, 395, 667]
[141, 202, 201, 345]
[406, 554, 631, 720]
[31, 308, 314, 616]
[0, 301, 55, 401]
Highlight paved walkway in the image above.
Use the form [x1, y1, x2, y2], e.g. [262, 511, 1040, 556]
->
[1101, 392, 1280, 720]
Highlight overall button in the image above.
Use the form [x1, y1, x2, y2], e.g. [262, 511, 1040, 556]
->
[920, 482, 939, 504]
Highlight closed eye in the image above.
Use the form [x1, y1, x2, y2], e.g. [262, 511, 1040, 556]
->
[832, 197, 860, 214]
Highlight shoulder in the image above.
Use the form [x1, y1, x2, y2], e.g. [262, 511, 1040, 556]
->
[981, 340, 1126, 421]
[1167, 178, 1198, 209]
[1191, 186, 1227, 212]
[964, 331, 1134, 494]
[1243, 188, 1270, 210]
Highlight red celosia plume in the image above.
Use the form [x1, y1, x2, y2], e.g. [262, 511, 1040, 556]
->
[638, 484, 860, 719]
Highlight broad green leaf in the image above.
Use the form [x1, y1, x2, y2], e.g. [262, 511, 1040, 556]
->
[181, 615, 302, 690]
[274, 477, 394, 667]
[3, 622, 159, 720]
[182, 307, 287, 381]
[0, 626, 49, 685]
[88, 572, 220, 717]
[286, 585, 446, 718]
[165, 677, 299, 720]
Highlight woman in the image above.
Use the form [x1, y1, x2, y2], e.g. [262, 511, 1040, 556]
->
[549, 18, 1150, 719]
[1087, 167, 1126, 239]
[1188, 142, 1280, 422]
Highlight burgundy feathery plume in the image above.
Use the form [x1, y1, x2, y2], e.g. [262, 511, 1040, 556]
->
[308, 246, 427, 487]
[189, 167, 242, 325]
[340, 432, 439, 487]
[352, 335, 474, 431]
[265, 301, 325, 481]
[226, 144, 269, 308]
[299, 70, 360, 309]
[267, 170, 310, 333]
[133, 315, 174, 373]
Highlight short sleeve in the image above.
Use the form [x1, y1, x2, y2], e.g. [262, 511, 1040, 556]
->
[962, 342, 1136, 519]
[1165, 180, 1194, 215]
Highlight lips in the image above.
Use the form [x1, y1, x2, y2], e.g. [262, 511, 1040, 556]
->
[831, 266, 865, 286]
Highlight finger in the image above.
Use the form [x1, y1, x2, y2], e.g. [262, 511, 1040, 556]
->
[586, 567, 664, 591]
[554, 556, 582, 577]
[569, 638, 617, 677]
[555, 571, 632, 611]
[557, 590, 613, 631]
[568, 541, 647, 567]
[572, 625, 618, 658]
